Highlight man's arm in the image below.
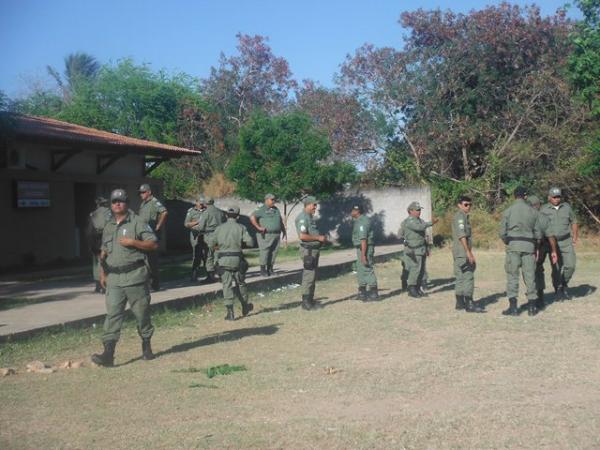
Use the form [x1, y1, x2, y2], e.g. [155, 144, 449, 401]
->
[299, 232, 327, 243]
[119, 238, 158, 251]
[360, 239, 368, 265]
[250, 213, 266, 233]
[572, 223, 579, 245]
[156, 211, 168, 232]
[459, 237, 475, 264]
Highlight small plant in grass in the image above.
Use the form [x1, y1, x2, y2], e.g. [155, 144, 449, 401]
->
[205, 364, 247, 378]
[188, 383, 219, 389]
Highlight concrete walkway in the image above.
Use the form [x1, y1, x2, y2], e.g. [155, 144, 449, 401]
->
[0, 244, 403, 340]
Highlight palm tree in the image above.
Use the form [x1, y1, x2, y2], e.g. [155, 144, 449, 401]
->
[47, 52, 100, 100]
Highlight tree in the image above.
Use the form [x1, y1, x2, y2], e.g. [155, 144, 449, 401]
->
[295, 80, 386, 165]
[47, 52, 100, 100]
[340, 4, 573, 184]
[228, 112, 357, 228]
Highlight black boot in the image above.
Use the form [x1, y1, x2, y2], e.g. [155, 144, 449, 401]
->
[408, 285, 420, 298]
[401, 279, 408, 291]
[465, 296, 484, 313]
[151, 280, 160, 292]
[267, 265, 274, 276]
[309, 294, 323, 309]
[527, 300, 538, 316]
[417, 284, 428, 297]
[536, 290, 545, 311]
[559, 285, 571, 301]
[142, 338, 155, 360]
[302, 294, 312, 310]
[242, 302, 254, 317]
[225, 305, 235, 321]
[205, 272, 217, 283]
[455, 295, 466, 310]
[91, 341, 116, 367]
[357, 286, 367, 301]
[367, 286, 379, 301]
[260, 265, 268, 277]
[502, 298, 519, 316]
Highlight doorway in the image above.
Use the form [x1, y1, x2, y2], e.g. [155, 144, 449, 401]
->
[74, 182, 97, 258]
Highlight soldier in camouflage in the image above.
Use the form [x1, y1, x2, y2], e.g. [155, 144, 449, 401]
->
[137, 184, 167, 291]
[184, 196, 207, 282]
[351, 205, 378, 301]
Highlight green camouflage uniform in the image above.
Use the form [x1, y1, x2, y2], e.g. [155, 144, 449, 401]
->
[184, 206, 206, 274]
[207, 218, 253, 307]
[539, 202, 577, 289]
[499, 199, 543, 301]
[252, 204, 283, 270]
[452, 209, 474, 297]
[352, 214, 377, 288]
[138, 196, 167, 287]
[193, 204, 226, 273]
[88, 205, 110, 282]
[401, 216, 433, 288]
[295, 210, 322, 298]
[100, 211, 156, 343]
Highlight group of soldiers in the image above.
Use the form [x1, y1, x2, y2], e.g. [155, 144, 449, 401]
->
[86, 184, 578, 367]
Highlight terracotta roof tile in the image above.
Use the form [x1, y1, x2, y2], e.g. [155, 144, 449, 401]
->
[9, 114, 202, 156]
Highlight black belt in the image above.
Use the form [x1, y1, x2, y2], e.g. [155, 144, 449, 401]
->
[506, 236, 536, 244]
[300, 244, 320, 249]
[104, 260, 145, 274]
[264, 231, 281, 234]
[404, 242, 425, 249]
[556, 233, 571, 242]
[218, 251, 243, 257]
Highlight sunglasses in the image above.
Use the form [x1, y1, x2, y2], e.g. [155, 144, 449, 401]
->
[462, 203, 472, 207]
[112, 199, 126, 204]
[551, 196, 561, 199]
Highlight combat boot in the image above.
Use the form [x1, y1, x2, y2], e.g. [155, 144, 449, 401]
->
[242, 302, 254, 317]
[301, 294, 312, 310]
[260, 265, 268, 277]
[527, 300, 538, 316]
[357, 286, 367, 301]
[367, 286, 379, 301]
[142, 338, 155, 360]
[267, 265, 274, 276]
[559, 284, 571, 301]
[536, 290, 546, 311]
[205, 272, 217, 283]
[408, 285, 420, 298]
[455, 295, 466, 310]
[502, 298, 519, 316]
[225, 305, 235, 321]
[417, 284, 428, 297]
[465, 296, 484, 313]
[91, 341, 116, 367]
[309, 294, 324, 309]
[401, 278, 408, 291]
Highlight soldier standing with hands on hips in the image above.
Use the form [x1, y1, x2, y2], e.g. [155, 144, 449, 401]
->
[250, 193, 286, 276]
[92, 189, 158, 367]
[137, 184, 167, 291]
[295, 196, 328, 310]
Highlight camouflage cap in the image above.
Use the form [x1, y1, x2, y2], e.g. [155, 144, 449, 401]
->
[197, 195, 206, 204]
[548, 187, 562, 197]
[303, 195, 318, 206]
[352, 204, 362, 212]
[138, 183, 151, 193]
[265, 193, 276, 200]
[110, 189, 128, 202]
[528, 195, 541, 206]
[227, 206, 240, 215]
[407, 201, 422, 212]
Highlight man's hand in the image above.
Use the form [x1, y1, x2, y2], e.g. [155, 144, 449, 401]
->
[318, 235, 328, 244]
[99, 271, 107, 289]
[572, 238, 578, 246]
[467, 251, 476, 265]
[119, 237, 136, 247]
[551, 252, 559, 265]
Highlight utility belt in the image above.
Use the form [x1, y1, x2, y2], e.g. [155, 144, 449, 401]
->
[102, 259, 145, 274]
[506, 236, 536, 244]
[263, 230, 281, 234]
[218, 251, 243, 257]
[404, 242, 426, 249]
[556, 233, 571, 242]
[300, 243, 320, 250]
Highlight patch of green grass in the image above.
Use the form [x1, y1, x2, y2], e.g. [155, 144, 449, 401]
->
[188, 383, 219, 389]
[205, 364, 247, 379]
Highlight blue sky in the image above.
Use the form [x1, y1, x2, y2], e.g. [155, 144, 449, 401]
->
[0, 0, 575, 98]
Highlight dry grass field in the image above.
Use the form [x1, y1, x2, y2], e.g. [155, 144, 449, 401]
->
[1, 248, 600, 449]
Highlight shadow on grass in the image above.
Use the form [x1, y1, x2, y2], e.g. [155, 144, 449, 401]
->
[155, 323, 282, 358]
[478, 291, 505, 308]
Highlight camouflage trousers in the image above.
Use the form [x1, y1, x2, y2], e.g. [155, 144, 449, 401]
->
[102, 282, 154, 343]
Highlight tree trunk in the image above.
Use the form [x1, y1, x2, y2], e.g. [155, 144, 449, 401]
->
[462, 146, 471, 180]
